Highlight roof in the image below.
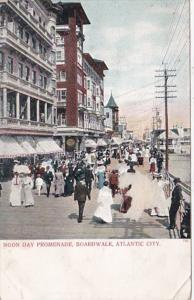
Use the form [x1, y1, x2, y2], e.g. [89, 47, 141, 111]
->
[83, 53, 108, 78]
[55, 2, 90, 25]
[105, 93, 118, 108]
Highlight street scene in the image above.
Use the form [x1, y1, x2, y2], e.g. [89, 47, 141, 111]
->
[0, 0, 190, 239]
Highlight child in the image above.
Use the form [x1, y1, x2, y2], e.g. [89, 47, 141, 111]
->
[35, 174, 43, 196]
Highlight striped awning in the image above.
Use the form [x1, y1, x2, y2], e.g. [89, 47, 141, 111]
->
[0, 136, 27, 158]
[85, 139, 97, 148]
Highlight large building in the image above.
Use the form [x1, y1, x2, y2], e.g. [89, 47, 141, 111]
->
[104, 93, 119, 135]
[54, 2, 108, 153]
[0, 0, 61, 159]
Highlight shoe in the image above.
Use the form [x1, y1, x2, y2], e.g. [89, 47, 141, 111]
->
[78, 220, 82, 223]
[167, 225, 175, 230]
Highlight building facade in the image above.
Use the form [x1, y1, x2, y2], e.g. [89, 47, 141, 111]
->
[0, 0, 61, 160]
[104, 93, 119, 135]
[54, 2, 108, 153]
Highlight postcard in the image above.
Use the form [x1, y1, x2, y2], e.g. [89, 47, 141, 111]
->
[0, 0, 191, 299]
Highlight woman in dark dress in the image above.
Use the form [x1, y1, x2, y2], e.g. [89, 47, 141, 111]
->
[120, 184, 132, 213]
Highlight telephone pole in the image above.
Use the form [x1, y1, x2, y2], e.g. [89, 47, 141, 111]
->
[155, 68, 176, 171]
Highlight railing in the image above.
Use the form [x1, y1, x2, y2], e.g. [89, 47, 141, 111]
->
[0, 117, 54, 131]
[1, 71, 55, 101]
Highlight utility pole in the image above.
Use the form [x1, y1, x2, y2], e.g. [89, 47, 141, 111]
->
[155, 68, 176, 171]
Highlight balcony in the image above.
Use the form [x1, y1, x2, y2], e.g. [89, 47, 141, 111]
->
[0, 117, 54, 133]
[0, 71, 56, 103]
[57, 100, 66, 108]
[0, 27, 53, 73]
[78, 102, 87, 111]
[8, 0, 53, 45]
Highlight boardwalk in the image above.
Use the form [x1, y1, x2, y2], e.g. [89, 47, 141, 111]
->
[0, 160, 171, 239]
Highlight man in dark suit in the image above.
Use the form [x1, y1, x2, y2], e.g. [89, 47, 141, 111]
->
[43, 166, 53, 197]
[168, 177, 183, 229]
[85, 165, 94, 199]
[74, 180, 90, 223]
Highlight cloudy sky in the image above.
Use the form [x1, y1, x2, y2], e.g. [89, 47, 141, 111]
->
[53, 0, 190, 137]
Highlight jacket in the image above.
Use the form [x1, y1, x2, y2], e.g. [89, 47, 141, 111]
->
[74, 182, 89, 202]
[43, 171, 53, 185]
[171, 184, 183, 204]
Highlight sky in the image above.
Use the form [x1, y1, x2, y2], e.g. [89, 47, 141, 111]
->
[53, 0, 190, 137]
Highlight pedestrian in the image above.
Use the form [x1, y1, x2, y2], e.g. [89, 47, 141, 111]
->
[120, 184, 132, 213]
[85, 165, 94, 199]
[109, 170, 119, 198]
[35, 174, 43, 196]
[23, 174, 34, 207]
[94, 181, 113, 223]
[9, 172, 22, 206]
[95, 161, 105, 189]
[74, 179, 90, 223]
[149, 155, 156, 174]
[64, 170, 74, 196]
[43, 166, 53, 197]
[156, 152, 163, 174]
[168, 178, 183, 229]
[54, 168, 64, 197]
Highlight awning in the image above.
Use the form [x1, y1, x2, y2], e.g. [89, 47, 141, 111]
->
[0, 136, 27, 158]
[158, 131, 179, 140]
[97, 139, 107, 147]
[111, 137, 122, 145]
[85, 139, 97, 148]
[34, 137, 63, 154]
[16, 136, 36, 155]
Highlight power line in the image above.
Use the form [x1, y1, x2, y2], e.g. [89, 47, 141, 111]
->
[161, 0, 187, 65]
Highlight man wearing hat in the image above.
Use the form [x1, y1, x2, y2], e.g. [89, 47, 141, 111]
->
[74, 179, 90, 223]
[168, 178, 183, 229]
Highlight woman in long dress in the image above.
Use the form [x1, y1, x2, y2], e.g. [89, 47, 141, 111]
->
[94, 181, 113, 223]
[54, 169, 64, 197]
[150, 177, 170, 217]
[120, 185, 132, 213]
[9, 172, 22, 207]
[95, 163, 105, 189]
[23, 175, 34, 207]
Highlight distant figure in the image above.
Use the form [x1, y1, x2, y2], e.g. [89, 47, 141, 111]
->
[156, 152, 163, 173]
[54, 169, 64, 197]
[74, 180, 90, 223]
[9, 172, 22, 206]
[120, 185, 132, 213]
[109, 170, 119, 197]
[168, 178, 183, 229]
[35, 174, 43, 196]
[43, 166, 53, 197]
[94, 181, 113, 223]
[149, 156, 156, 174]
[23, 175, 34, 207]
[96, 161, 105, 189]
[85, 165, 94, 199]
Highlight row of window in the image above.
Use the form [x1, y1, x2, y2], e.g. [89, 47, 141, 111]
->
[3, 53, 51, 90]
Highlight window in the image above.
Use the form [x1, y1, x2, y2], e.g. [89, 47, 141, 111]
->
[77, 73, 82, 86]
[24, 32, 29, 44]
[39, 74, 43, 87]
[32, 37, 36, 50]
[24, 0, 29, 9]
[32, 70, 36, 84]
[88, 98, 91, 107]
[39, 43, 43, 54]
[43, 77, 47, 89]
[43, 47, 47, 58]
[39, 16, 42, 24]
[0, 51, 4, 70]
[106, 112, 109, 118]
[61, 90, 66, 101]
[7, 56, 13, 74]
[56, 51, 62, 61]
[18, 63, 23, 78]
[78, 91, 82, 104]
[87, 80, 90, 89]
[60, 71, 66, 81]
[17, 25, 23, 39]
[25, 66, 30, 81]
[0, 14, 5, 26]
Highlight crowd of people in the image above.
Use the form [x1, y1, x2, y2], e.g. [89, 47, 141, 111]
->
[4, 143, 189, 235]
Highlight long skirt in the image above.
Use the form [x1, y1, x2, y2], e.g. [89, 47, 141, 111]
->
[150, 163, 155, 173]
[9, 185, 22, 206]
[120, 196, 132, 213]
[23, 187, 34, 206]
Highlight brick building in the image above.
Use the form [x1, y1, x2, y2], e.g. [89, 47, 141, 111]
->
[0, 0, 62, 159]
[54, 2, 108, 153]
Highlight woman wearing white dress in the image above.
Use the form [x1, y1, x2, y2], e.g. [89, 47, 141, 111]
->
[150, 177, 170, 217]
[23, 175, 34, 207]
[9, 172, 22, 207]
[94, 181, 113, 223]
